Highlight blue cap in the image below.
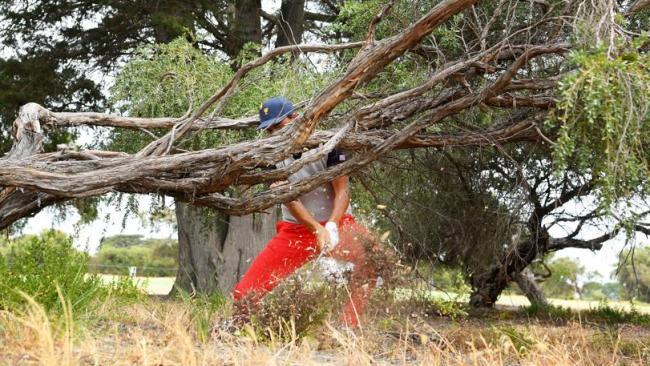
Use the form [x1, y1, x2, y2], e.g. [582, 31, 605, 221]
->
[257, 96, 295, 131]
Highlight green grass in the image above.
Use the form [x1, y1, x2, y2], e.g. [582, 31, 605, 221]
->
[97, 274, 174, 295]
[95, 275, 650, 316]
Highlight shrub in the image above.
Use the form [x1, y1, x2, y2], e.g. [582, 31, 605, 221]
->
[0, 230, 142, 314]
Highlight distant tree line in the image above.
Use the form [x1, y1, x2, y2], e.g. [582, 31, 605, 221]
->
[89, 234, 178, 277]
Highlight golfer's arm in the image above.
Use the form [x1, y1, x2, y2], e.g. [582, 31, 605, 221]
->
[284, 200, 322, 232]
[328, 175, 350, 224]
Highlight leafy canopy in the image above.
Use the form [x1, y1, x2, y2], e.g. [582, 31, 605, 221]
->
[551, 38, 650, 210]
[108, 38, 339, 153]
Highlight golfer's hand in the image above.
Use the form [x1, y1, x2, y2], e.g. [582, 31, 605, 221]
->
[314, 225, 331, 252]
[325, 221, 339, 248]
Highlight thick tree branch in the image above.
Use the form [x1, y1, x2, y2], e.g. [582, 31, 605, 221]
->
[40, 108, 258, 130]
[286, 0, 482, 147]
[547, 230, 619, 251]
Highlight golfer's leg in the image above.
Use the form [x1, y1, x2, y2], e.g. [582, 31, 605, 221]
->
[329, 217, 378, 327]
[233, 222, 318, 319]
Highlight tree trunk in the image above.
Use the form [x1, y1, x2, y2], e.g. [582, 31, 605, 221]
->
[172, 201, 280, 296]
[514, 267, 549, 308]
[218, 208, 281, 292]
[275, 0, 305, 49]
[172, 201, 228, 294]
[468, 266, 510, 307]
[225, 0, 262, 60]
[469, 237, 544, 307]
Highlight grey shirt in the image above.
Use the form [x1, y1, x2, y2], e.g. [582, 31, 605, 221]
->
[275, 148, 351, 223]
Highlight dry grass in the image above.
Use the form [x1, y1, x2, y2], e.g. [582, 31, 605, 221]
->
[1, 290, 649, 366]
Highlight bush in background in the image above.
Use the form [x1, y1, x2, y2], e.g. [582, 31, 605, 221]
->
[617, 246, 650, 302]
[0, 230, 142, 314]
[90, 235, 178, 277]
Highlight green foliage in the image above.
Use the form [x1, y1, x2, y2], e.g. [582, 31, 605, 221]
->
[430, 266, 471, 294]
[522, 301, 650, 325]
[98, 234, 171, 249]
[98, 234, 146, 249]
[108, 37, 337, 152]
[588, 301, 650, 325]
[111, 38, 231, 122]
[537, 256, 584, 299]
[91, 235, 178, 277]
[415, 263, 471, 294]
[328, 1, 450, 96]
[521, 302, 573, 319]
[404, 290, 468, 320]
[617, 245, 650, 302]
[550, 41, 650, 209]
[0, 230, 101, 312]
[532, 255, 623, 301]
[332, 0, 462, 53]
[0, 230, 143, 314]
[581, 281, 625, 301]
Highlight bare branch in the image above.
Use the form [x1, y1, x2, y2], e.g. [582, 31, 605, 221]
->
[547, 230, 619, 251]
[366, 0, 397, 45]
[39, 107, 259, 131]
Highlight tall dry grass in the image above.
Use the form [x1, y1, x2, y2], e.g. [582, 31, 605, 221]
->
[1, 290, 648, 366]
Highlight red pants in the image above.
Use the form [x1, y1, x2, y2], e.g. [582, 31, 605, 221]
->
[233, 214, 375, 327]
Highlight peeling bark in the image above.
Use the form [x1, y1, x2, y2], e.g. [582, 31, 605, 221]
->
[0, 104, 64, 227]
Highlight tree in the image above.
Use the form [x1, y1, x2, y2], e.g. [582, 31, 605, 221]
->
[99, 235, 149, 249]
[0, 0, 339, 296]
[0, 0, 649, 306]
[581, 281, 624, 301]
[617, 246, 650, 302]
[537, 256, 585, 299]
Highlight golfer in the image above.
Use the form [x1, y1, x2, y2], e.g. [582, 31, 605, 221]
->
[231, 96, 377, 328]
